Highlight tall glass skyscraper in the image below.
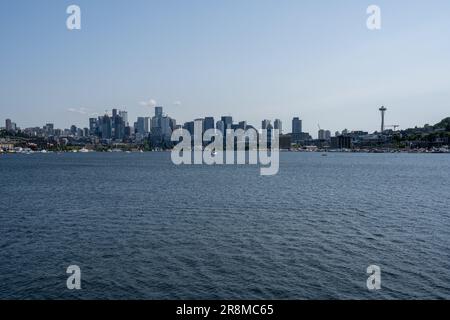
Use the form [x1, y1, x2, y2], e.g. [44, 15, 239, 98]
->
[221, 116, 233, 130]
[155, 106, 163, 118]
[292, 117, 302, 134]
[204, 117, 215, 132]
[274, 119, 282, 133]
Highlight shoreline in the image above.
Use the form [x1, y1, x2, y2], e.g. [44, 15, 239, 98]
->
[1, 148, 450, 155]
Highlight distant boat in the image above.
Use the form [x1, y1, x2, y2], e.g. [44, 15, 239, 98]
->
[322, 153, 328, 156]
[79, 148, 90, 153]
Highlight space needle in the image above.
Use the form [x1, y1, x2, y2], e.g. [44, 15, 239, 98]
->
[379, 106, 387, 133]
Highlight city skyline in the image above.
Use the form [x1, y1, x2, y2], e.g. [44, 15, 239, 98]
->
[2, 102, 449, 139]
[4, 104, 449, 152]
[1, 105, 447, 138]
[3, 106, 298, 138]
[0, 97, 422, 138]
[1, 0, 450, 135]
[0, 105, 395, 139]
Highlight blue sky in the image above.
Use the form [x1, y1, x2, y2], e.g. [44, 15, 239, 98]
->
[1, 0, 450, 136]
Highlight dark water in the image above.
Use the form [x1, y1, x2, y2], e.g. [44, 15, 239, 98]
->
[1, 152, 449, 299]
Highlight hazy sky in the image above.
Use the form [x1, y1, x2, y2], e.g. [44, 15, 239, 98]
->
[1, 0, 450, 136]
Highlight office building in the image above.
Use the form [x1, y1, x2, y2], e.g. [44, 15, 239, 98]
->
[221, 116, 233, 130]
[274, 119, 282, 133]
[119, 111, 128, 126]
[216, 121, 225, 134]
[5, 119, 12, 132]
[318, 129, 325, 140]
[101, 114, 112, 139]
[262, 120, 271, 130]
[204, 117, 215, 132]
[292, 117, 303, 143]
[292, 117, 302, 134]
[155, 106, 163, 118]
[238, 121, 247, 130]
[70, 125, 77, 136]
[44, 123, 54, 135]
[114, 114, 125, 140]
[184, 121, 195, 136]
[170, 118, 177, 131]
[331, 136, 352, 149]
[279, 135, 292, 149]
[161, 116, 173, 139]
[136, 117, 149, 135]
[89, 118, 97, 135]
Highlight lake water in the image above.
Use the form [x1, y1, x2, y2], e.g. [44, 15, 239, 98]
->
[0, 152, 449, 299]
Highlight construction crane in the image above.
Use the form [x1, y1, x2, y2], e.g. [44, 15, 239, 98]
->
[385, 125, 400, 131]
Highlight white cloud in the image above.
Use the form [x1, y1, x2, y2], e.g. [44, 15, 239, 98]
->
[68, 107, 89, 115]
[140, 99, 157, 108]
